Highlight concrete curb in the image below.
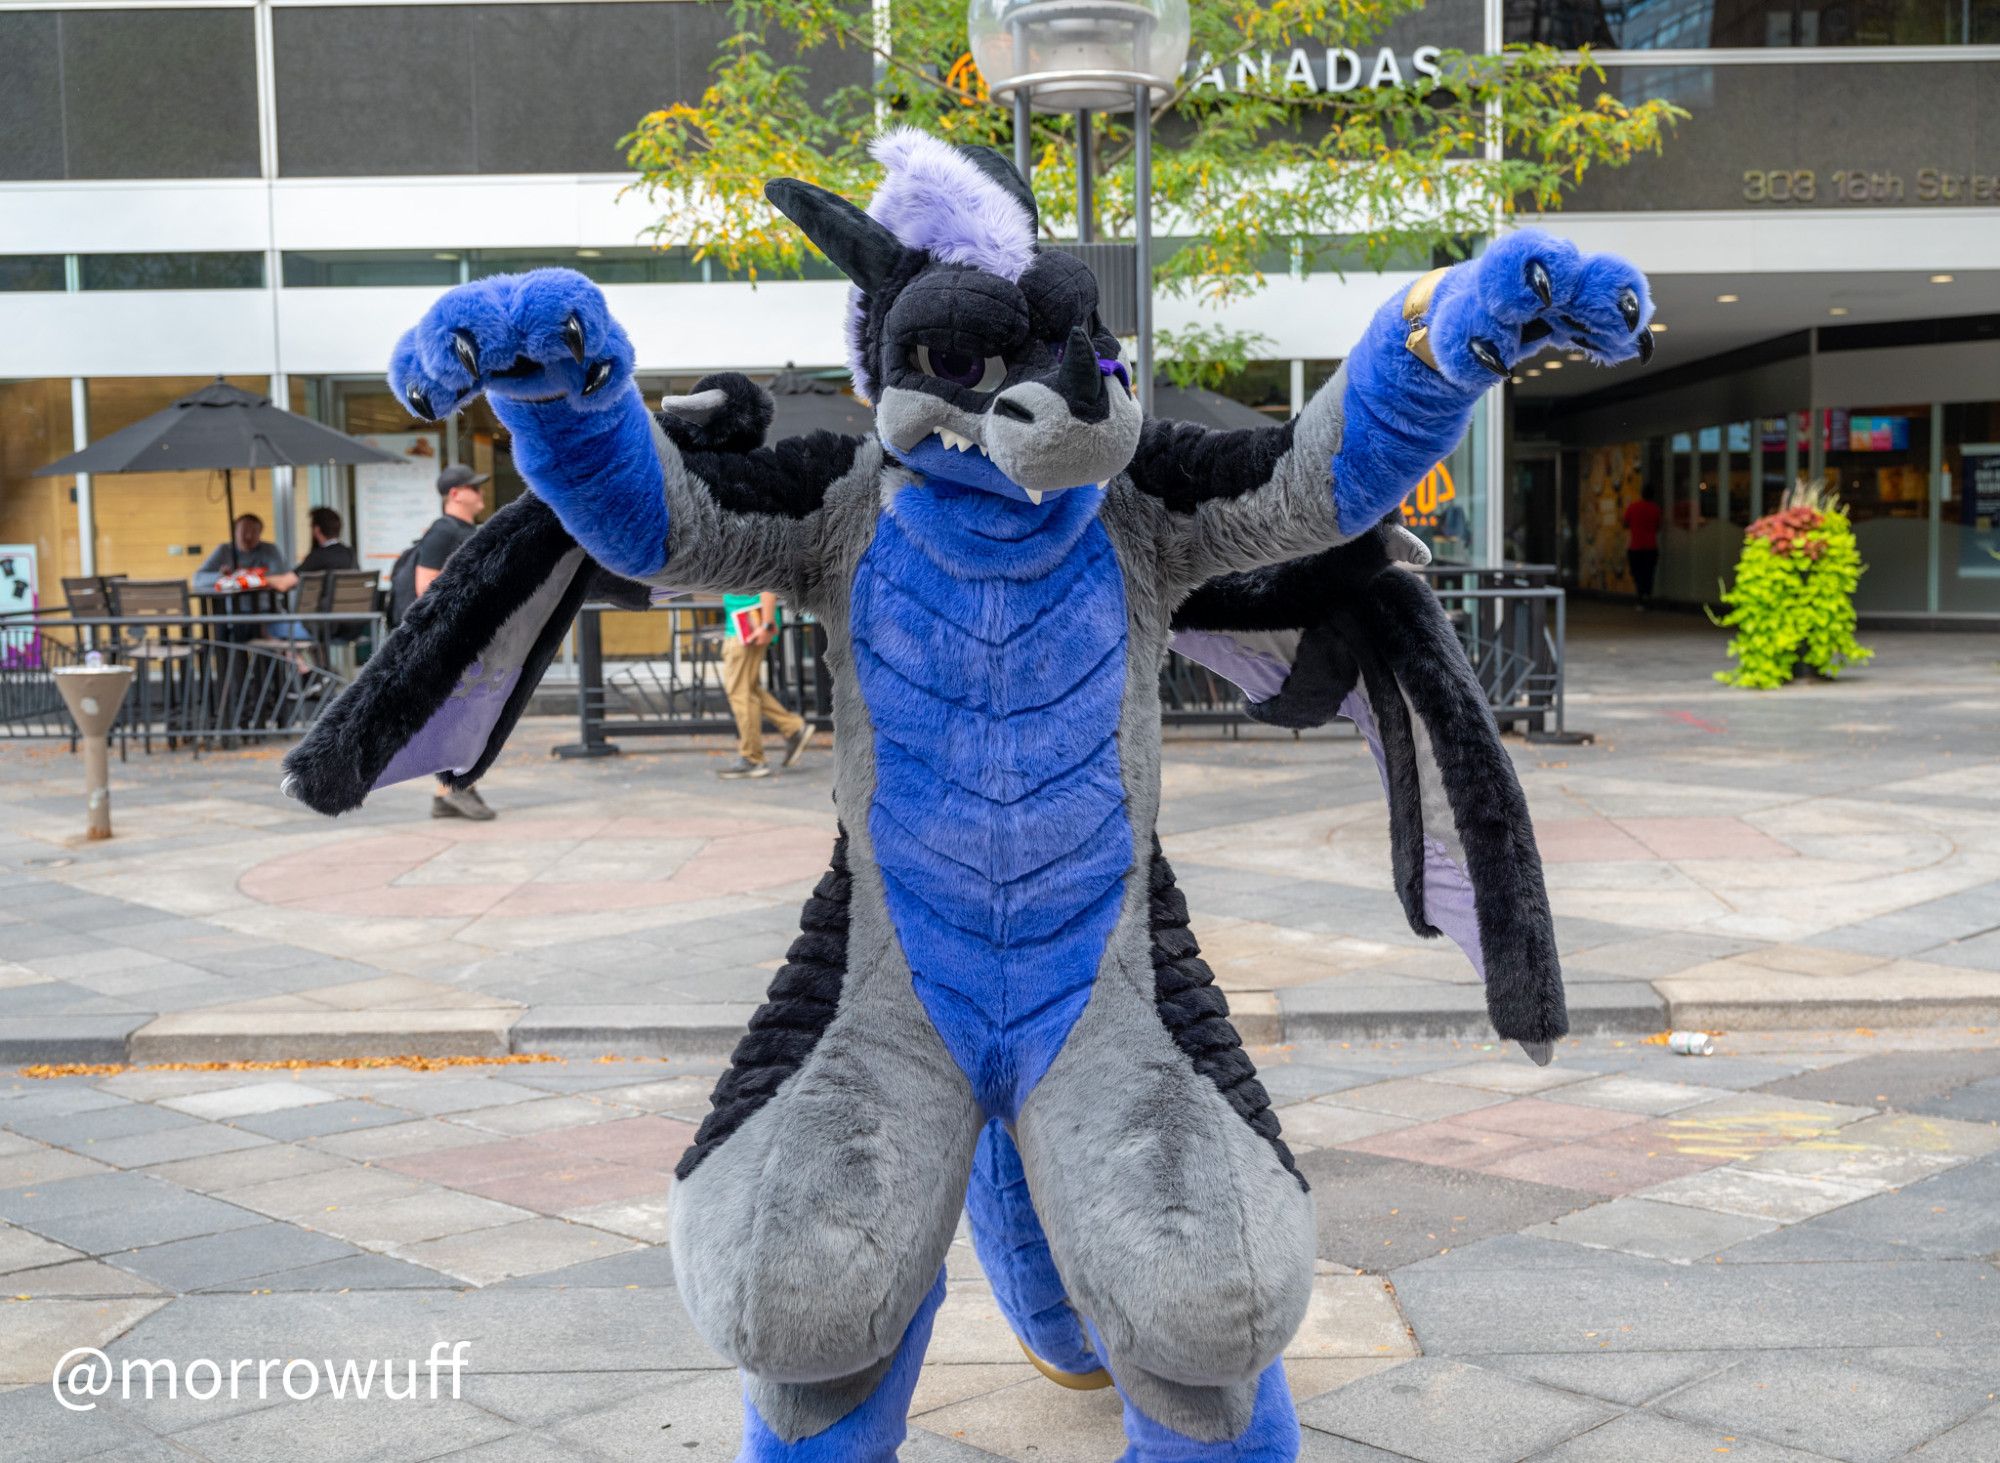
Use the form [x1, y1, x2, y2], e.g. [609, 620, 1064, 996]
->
[12, 985, 2000, 1067]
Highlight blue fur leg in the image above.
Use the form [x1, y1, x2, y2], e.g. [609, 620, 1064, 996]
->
[1114, 1361, 1299, 1463]
[1330, 229, 1652, 530]
[967, 1119, 1099, 1375]
[736, 1268, 946, 1463]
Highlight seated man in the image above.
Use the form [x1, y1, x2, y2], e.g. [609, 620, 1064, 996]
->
[193, 513, 297, 593]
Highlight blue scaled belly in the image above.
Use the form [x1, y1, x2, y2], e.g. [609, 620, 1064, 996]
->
[850, 491, 1133, 1119]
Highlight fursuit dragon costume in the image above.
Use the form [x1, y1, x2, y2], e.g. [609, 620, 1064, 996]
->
[282, 131, 1654, 1460]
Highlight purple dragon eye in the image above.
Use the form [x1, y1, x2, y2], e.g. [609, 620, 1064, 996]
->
[916, 345, 1005, 392]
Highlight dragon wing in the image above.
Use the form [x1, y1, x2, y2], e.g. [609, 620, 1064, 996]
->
[1171, 525, 1566, 1058]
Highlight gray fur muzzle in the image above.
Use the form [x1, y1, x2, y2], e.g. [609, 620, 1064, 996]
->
[876, 380, 1143, 497]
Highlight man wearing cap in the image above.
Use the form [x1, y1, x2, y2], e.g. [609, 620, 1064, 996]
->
[417, 465, 496, 820]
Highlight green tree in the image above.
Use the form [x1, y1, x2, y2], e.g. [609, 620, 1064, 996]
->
[622, 0, 1681, 386]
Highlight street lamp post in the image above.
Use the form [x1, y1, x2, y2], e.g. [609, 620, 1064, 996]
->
[970, 0, 1190, 415]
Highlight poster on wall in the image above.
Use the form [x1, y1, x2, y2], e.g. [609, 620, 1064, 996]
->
[0, 544, 39, 669]
[355, 433, 443, 572]
[1579, 444, 1641, 592]
[1962, 444, 2000, 579]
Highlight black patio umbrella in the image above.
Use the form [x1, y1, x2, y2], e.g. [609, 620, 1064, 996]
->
[35, 377, 402, 568]
[767, 368, 876, 438]
[1148, 382, 1284, 430]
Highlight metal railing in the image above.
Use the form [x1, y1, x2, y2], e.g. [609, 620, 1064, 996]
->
[0, 610, 379, 753]
[558, 573, 1570, 752]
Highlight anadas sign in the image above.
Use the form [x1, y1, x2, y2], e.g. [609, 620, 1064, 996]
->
[1189, 45, 1445, 94]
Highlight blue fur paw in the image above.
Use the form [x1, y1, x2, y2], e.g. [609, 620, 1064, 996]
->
[1424, 229, 1654, 389]
[389, 268, 637, 422]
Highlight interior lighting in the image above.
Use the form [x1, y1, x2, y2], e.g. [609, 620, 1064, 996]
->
[1716, 293, 1739, 303]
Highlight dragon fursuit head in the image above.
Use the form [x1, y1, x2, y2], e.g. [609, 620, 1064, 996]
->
[282, 129, 1654, 1460]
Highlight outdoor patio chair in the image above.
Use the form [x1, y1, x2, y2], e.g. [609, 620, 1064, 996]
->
[108, 578, 194, 751]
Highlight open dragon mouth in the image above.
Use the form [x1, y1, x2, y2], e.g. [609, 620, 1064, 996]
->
[903, 426, 1060, 508]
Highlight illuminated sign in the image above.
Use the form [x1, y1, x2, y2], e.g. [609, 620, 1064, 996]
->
[1400, 462, 1456, 528]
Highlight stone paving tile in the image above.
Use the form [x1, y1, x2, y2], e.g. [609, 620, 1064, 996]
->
[1298, 1149, 1596, 1270]
[1417, 1060, 1600, 1095]
[309, 1188, 532, 1248]
[159, 1081, 342, 1121]
[1476, 1137, 1719, 1196]
[1637, 1166, 1876, 1223]
[142, 1140, 348, 1193]
[1913, 1405, 2000, 1461]
[1274, 1101, 1418, 1150]
[1444, 1098, 1649, 1142]
[562, 1194, 670, 1242]
[4, 1100, 201, 1150]
[447, 1095, 631, 1137]
[1829, 1111, 2000, 1159]
[522, 1114, 696, 1169]
[169, 1394, 516, 1463]
[1907, 1079, 2000, 1124]
[1328, 1078, 1510, 1122]
[1392, 1255, 2000, 1354]
[0, 1083, 131, 1122]
[7, 1255, 170, 1296]
[1538, 1410, 1838, 1462]
[1555, 1075, 1728, 1115]
[589, 1076, 716, 1114]
[395, 1217, 640, 1285]
[214, 1164, 426, 1222]
[1296, 1357, 1620, 1463]
[230, 1252, 462, 1292]
[79, 1122, 273, 1171]
[1659, 1353, 1990, 1462]
[0, 1222, 84, 1275]
[1728, 1159, 2000, 1261]
[1739, 1139, 1963, 1191]
[0, 1146, 116, 1188]
[1758, 1048, 2000, 1109]
[0, 1172, 264, 1255]
[1521, 1195, 1777, 1262]
[309, 1116, 512, 1163]
[228, 1098, 419, 1141]
[106, 1221, 359, 1291]
[1, 1296, 167, 1386]
[362, 1078, 549, 1117]
[1339, 1120, 1542, 1172]
[1479, 1349, 1734, 1407]
[910, 1375, 1129, 1462]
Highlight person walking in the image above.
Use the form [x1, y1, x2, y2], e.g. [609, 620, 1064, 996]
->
[1624, 484, 1663, 606]
[718, 590, 812, 780]
[416, 466, 497, 819]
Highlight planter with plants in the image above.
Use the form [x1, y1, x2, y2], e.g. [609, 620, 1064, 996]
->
[1710, 480, 1873, 689]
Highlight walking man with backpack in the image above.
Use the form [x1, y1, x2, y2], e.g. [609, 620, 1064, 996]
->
[391, 465, 498, 820]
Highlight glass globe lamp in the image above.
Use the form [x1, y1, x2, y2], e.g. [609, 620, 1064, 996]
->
[969, 0, 1191, 113]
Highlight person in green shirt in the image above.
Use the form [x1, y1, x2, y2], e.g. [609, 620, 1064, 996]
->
[719, 590, 812, 778]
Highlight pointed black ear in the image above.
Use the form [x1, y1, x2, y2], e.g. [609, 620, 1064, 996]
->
[958, 145, 1039, 233]
[765, 178, 904, 293]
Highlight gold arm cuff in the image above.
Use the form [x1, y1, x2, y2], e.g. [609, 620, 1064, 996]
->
[1404, 324, 1441, 372]
[1402, 266, 1451, 323]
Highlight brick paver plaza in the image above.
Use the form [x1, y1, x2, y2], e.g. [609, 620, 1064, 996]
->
[2, 608, 1998, 1459]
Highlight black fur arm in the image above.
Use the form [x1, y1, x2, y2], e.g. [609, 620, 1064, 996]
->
[280, 493, 591, 814]
[1172, 529, 1567, 1053]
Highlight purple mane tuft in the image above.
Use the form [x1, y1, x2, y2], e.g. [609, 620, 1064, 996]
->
[845, 128, 1039, 397]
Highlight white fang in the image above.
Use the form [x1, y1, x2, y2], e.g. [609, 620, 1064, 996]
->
[933, 428, 976, 453]
[1024, 489, 1044, 505]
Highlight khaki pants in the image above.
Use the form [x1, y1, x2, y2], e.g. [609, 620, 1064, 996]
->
[722, 636, 804, 764]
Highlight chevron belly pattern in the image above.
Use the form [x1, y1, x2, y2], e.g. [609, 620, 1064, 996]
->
[851, 502, 1132, 1120]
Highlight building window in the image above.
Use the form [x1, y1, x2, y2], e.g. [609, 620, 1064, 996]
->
[0, 256, 66, 292]
[1506, 0, 1999, 47]
[278, 247, 844, 287]
[78, 254, 265, 291]
[282, 251, 463, 289]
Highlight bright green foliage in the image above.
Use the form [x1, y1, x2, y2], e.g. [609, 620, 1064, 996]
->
[621, 0, 1684, 372]
[1712, 497, 1873, 690]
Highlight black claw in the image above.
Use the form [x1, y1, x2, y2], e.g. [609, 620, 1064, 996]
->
[1527, 259, 1553, 308]
[582, 359, 613, 396]
[405, 383, 435, 420]
[1618, 287, 1642, 331]
[1636, 327, 1655, 364]
[450, 329, 480, 380]
[563, 313, 587, 364]
[1469, 337, 1508, 376]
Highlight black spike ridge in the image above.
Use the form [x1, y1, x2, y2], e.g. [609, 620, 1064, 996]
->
[1636, 327, 1656, 365]
[582, 359, 614, 396]
[1468, 338, 1508, 376]
[450, 329, 480, 379]
[563, 313, 587, 363]
[1527, 258, 1553, 308]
